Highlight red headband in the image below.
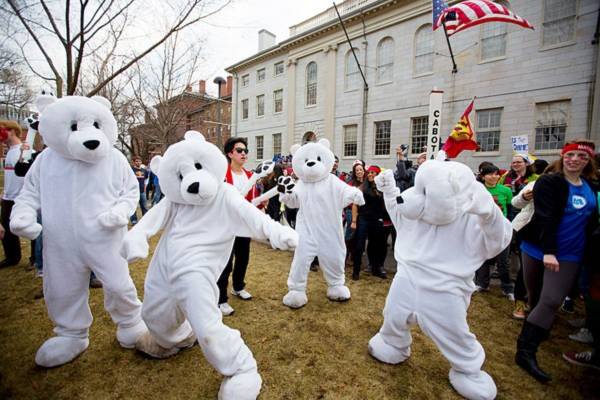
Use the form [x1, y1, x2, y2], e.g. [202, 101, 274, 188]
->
[561, 143, 595, 158]
[367, 165, 381, 174]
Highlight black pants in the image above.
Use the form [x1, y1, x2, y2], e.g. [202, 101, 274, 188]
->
[353, 218, 386, 274]
[522, 252, 579, 330]
[217, 237, 251, 304]
[285, 207, 297, 229]
[1, 199, 21, 263]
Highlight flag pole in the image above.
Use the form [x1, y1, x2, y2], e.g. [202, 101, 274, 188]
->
[442, 19, 458, 73]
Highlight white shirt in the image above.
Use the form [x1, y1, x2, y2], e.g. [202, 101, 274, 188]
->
[2, 144, 25, 201]
[231, 170, 249, 193]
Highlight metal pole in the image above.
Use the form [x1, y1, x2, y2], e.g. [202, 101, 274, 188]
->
[333, 2, 368, 89]
[442, 19, 458, 73]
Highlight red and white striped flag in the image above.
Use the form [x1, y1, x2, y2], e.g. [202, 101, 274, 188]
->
[433, 0, 534, 36]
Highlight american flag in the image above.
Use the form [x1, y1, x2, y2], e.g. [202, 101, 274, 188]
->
[433, 0, 534, 36]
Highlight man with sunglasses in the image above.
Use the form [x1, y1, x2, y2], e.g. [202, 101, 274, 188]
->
[217, 137, 258, 316]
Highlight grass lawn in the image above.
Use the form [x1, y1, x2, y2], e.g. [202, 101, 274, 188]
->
[0, 239, 598, 399]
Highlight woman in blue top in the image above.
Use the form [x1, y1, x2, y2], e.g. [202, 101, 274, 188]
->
[516, 140, 599, 383]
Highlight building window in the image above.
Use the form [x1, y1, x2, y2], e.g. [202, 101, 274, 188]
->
[274, 61, 284, 76]
[542, 0, 576, 47]
[256, 136, 264, 160]
[414, 24, 433, 75]
[257, 68, 266, 82]
[344, 49, 360, 91]
[273, 133, 282, 156]
[273, 89, 283, 113]
[476, 109, 502, 152]
[374, 121, 391, 156]
[343, 125, 358, 157]
[410, 116, 428, 154]
[535, 100, 569, 150]
[242, 74, 249, 87]
[376, 37, 394, 83]
[481, 21, 507, 60]
[306, 62, 317, 106]
[241, 99, 249, 120]
[256, 95, 264, 117]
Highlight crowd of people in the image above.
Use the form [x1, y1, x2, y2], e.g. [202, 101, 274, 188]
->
[1, 115, 599, 383]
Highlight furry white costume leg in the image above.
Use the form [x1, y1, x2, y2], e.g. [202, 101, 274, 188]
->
[283, 239, 316, 309]
[317, 250, 350, 302]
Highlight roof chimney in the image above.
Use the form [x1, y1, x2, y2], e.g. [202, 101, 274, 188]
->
[199, 80, 206, 95]
[225, 76, 233, 97]
[258, 29, 276, 52]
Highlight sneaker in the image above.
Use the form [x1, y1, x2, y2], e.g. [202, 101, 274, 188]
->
[474, 285, 489, 293]
[219, 303, 234, 316]
[231, 289, 252, 300]
[505, 292, 515, 302]
[568, 328, 594, 344]
[35, 269, 43, 278]
[562, 351, 600, 371]
[561, 297, 575, 313]
[512, 300, 527, 320]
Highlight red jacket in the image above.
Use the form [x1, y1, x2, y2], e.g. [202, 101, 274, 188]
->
[225, 165, 257, 202]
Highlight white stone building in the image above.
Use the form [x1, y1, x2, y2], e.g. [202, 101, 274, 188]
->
[226, 0, 600, 172]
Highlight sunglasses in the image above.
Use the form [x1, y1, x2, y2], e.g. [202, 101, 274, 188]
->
[234, 148, 249, 154]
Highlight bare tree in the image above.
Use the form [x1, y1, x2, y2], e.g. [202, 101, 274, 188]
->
[0, 44, 34, 118]
[1, 0, 231, 97]
[129, 31, 204, 159]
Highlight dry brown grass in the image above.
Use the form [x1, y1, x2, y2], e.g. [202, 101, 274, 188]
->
[0, 239, 598, 399]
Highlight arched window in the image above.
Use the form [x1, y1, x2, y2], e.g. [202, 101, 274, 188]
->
[481, 1, 508, 60]
[344, 49, 360, 91]
[306, 62, 317, 106]
[376, 37, 394, 83]
[414, 24, 433, 75]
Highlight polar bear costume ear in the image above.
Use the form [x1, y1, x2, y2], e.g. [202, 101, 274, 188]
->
[35, 90, 57, 113]
[290, 144, 301, 155]
[150, 155, 162, 174]
[318, 138, 331, 149]
[91, 96, 112, 110]
[184, 130, 206, 142]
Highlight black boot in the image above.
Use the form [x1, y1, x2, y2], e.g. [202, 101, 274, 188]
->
[515, 321, 552, 383]
[371, 265, 387, 279]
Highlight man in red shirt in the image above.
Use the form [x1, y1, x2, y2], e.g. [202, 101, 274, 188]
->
[217, 137, 258, 316]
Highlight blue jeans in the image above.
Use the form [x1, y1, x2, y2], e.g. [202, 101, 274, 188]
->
[33, 213, 43, 273]
[130, 192, 148, 224]
[152, 184, 163, 206]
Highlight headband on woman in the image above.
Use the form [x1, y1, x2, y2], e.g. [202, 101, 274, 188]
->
[561, 143, 595, 158]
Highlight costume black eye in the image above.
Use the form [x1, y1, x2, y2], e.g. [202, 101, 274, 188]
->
[93, 121, 100, 129]
[179, 173, 183, 180]
[195, 163, 202, 170]
[305, 158, 308, 162]
[71, 123, 78, 131]
[317, 156, 321, 161]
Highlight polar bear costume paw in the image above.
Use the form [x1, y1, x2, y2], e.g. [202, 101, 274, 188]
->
[35, 336, 89, 368]
[218, 368, 262, 400]
[326, 285, 351, 302]
[283, 290, 308, 309]
[135, 330, 196, 359]
[117, 319, 148, 349]
[449, 369, 497, 400]
[367, 333, 411, 364]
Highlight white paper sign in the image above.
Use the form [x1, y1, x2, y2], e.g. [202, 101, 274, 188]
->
[426, 89, 444, 160]
[511, 135, 529, 152]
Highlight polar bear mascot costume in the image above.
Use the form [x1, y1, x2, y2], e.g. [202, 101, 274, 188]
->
[279, 139, 364, 309]
[10, 95, 147, 368]
[367, 159, 512, 400]
[120, 131, 298, 400]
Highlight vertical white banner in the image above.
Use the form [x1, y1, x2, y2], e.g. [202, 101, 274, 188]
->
[426, 89, 444, 160]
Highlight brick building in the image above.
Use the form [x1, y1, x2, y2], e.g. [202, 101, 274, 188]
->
[130, 77, 233, 162]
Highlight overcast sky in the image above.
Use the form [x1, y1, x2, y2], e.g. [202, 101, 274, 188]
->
[194, 0, 330, 94]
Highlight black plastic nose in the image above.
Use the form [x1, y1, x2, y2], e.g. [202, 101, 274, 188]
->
[306, 161, 316, 167]
[83, 140, 100, 150]
[187, 182, 199, 194]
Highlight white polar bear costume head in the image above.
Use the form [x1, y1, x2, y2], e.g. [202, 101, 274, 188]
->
[290, 139, 334, 183]
[36, 95, 117, 163]
[399, 159, 475, 225]
[150, 131, 227, 206]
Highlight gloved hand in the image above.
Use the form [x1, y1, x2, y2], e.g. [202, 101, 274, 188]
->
[10, 212, 42, 240]
[375, 170, 398, 195]
[98, 208, 129, 229]
[463, 181, 495, 220]
[277, 176, 295, 194]
[120, 233, 149, 262]
[269, 226, 298, 251]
